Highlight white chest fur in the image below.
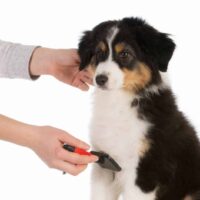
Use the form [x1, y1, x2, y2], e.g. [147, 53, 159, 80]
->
[90, 89, 150, 169]
[89, 89, 156, 200]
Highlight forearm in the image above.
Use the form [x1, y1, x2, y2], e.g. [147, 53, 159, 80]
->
[0, 41, 91, 90]
[0, 114, 37, 148]
[0, 40, 37, 79]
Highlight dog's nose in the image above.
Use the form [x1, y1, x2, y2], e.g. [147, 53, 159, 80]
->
[95, 75, 108, 86]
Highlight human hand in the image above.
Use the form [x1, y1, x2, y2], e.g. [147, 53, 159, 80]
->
[30, 126, 98, 175]
[0, 115, 97, 175]
[29, 48, 92, 91]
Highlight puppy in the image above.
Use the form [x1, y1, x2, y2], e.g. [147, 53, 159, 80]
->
[78, 17, 200, 200]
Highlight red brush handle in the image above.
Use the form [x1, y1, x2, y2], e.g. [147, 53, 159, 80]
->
[74, 148, 92, 156]
[63, 144, 92, 156]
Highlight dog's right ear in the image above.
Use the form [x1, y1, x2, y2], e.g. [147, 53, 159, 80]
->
[78, 31, 94, 70]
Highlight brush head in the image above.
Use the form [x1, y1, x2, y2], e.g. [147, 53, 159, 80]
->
[91, 151, 122, 172]
[63, 144, 122, 172]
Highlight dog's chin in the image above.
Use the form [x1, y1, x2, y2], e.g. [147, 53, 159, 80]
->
[96, 84, 122, 91]
[96, 85, 108, 90]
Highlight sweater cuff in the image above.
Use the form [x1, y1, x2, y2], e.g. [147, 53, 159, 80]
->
[0, 42, 39, 80]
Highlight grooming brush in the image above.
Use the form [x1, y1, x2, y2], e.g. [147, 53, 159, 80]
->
[63, 144, 121, 173]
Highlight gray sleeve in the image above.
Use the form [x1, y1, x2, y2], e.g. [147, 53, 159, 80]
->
[0, 40, 38, 80]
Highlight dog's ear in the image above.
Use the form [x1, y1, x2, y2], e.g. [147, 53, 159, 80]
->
[78, 31, 94, 70]
[136, 29, 176, 72]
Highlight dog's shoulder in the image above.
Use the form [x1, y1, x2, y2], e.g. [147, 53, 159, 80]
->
[136, 88, 200, 194]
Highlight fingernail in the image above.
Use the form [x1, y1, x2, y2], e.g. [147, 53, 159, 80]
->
[92, 156, 99, 162]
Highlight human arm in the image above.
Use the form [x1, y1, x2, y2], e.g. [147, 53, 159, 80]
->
[0, 41, 96, 174]
[0, 40, 36, 79]
[29, 47, 92, 90]
[0, 40, 92, 90]
[0, 115, 98, 175]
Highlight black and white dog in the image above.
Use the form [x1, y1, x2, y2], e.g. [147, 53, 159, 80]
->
[78, 17, 200, 200]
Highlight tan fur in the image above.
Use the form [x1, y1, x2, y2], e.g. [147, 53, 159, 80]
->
[98, 41, 107, 52]
[115, 43, 125, 53]
[139, 138, 151, 158]
[86, 65, 96, 77]
[123, 63, 152, 92]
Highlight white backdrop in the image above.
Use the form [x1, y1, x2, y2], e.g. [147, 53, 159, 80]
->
[0, 0, 200, 199]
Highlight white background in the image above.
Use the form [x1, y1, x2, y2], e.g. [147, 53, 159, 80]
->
[0, 0, 200, 199]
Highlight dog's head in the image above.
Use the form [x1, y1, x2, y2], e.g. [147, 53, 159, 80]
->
[78, 17, 175, 93]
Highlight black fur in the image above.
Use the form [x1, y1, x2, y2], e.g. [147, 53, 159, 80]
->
[79, 20, 117, 70]
[78, 17, 200, 199]
[78, 17, 175, 73]
[119, 18, 175, 72]
[136, 89, 200, 199]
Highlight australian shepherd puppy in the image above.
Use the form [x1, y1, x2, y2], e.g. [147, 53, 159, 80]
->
[78, 17, 200, 200]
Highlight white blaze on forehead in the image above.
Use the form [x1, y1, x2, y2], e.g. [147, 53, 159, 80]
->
[107, 27, 119, 61]
[95, 27, 124, 90]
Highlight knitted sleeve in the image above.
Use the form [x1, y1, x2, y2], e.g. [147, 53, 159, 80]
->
[0, 40, 37, 80]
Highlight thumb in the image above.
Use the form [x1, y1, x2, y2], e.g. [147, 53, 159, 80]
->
[59, 131, 90, 150]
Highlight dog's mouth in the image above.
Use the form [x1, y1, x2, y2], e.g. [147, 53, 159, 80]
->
[97, 85, 108, 90]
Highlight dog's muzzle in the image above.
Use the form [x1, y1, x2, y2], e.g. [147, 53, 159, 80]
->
[95, 74, 108, 87]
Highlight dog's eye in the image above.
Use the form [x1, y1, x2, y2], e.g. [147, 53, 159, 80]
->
[119, 51, 129, 59]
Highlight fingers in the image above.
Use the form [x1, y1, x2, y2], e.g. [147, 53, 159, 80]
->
[78, 70, 93, 91]
[56, 148, 98, 165]
[54, 160, 87, 176]
[71, 76, 90, 91]
[77, 81, 90, 91]
[59, 131, 90, 150]
[71, 70, 93, 91]
[53, 144, 98, 175]
[81, 73, 93, 85]
[58, 132, 99, 163]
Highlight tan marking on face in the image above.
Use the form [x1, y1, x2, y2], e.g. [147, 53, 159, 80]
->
[123, 63, 152, 92]
[87, 55, 97, 70]
[115, 43, 125, 53]
[139, 138, 151, 158]
[86, 64, 96, 77]
[97, 41, 107, 52]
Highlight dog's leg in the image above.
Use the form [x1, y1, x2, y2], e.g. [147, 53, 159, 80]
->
[90, 165, 120, 200]
[123, 187, 155, 200]
[122, 172, 156, 200]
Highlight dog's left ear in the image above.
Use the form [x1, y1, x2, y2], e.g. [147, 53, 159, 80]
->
[78, 31, 94, 70]
[136, 30, 176, 72]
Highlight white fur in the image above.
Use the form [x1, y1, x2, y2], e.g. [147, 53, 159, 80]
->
[94, 27, 123, 90]
[90, 89, 156, 200]
[107, 27, 118, 60]
[95, 61, 124, 90]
